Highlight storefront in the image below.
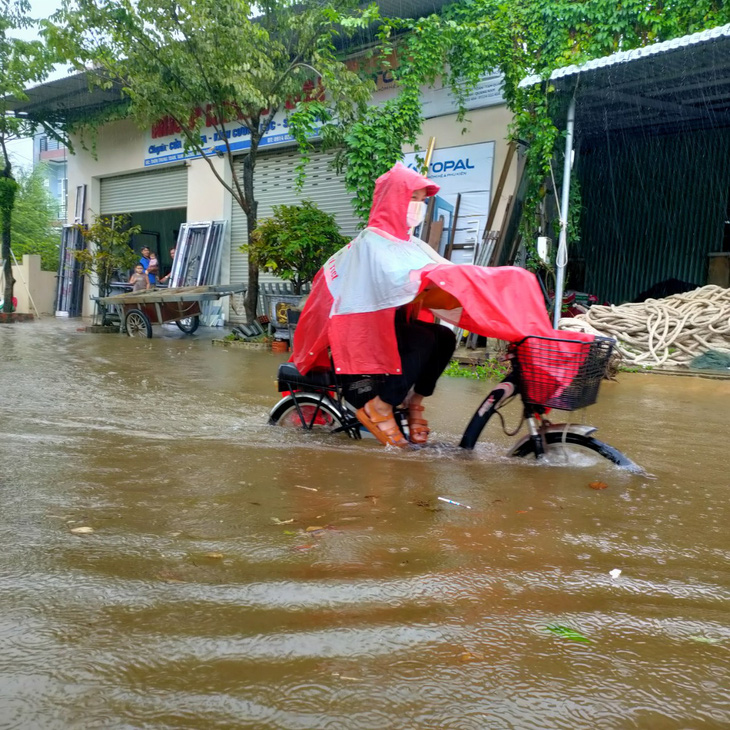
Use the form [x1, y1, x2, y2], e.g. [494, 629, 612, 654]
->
[49, 69, 516, 320]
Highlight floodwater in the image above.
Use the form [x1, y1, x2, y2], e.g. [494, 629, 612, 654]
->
[1, 319, 728, 730]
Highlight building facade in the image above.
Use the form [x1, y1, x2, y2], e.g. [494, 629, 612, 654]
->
[63, 70, 515, 320]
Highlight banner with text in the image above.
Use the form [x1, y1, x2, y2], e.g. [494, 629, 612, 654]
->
[404, 142, 494, 265]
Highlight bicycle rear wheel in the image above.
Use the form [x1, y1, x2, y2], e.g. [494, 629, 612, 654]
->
[269, 393, 355, 436]
[511, 430, 640, 469]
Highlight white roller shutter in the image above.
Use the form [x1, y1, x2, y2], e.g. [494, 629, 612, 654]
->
[229, 147, 359, 322]
[100, 165, 188, 214]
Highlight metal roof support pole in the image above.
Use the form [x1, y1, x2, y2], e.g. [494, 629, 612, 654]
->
[553, 97, 576, 328]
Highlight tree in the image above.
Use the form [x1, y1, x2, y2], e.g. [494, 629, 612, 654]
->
[46, 0, 379, 321]
[1, 0, 54, 312]
[10, 164, 61, 270]
[73, 213, 140, 324]
[249, 200, 347, 294]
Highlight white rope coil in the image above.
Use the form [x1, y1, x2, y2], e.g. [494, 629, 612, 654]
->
[558, 285, 730, 368]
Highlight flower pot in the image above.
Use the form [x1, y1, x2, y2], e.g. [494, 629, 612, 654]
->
[271, 340, 289, 354]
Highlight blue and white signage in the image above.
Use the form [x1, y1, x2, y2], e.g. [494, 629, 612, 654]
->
[404, 142, 494, 264]
[144, 111, 316, 167]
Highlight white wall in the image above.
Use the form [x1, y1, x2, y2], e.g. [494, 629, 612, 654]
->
[10, 254, 56, 316]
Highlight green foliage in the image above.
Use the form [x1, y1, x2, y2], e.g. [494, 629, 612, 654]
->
[248, 201, 347, 293]
[443, 358, 510, 381]
[10, 166, 61, 270]
[342, 87, 423, 221]
[345, 0, 730, 234]
[73, 214, 141, 300]
[45, 0, 378, 319]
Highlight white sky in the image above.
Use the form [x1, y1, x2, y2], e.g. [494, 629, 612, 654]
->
[7, 0, 68, 170]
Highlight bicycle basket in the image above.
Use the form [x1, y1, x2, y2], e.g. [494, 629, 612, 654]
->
[513, 336, 614, 411]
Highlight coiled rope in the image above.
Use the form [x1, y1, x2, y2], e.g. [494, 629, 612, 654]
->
[558, 285, 730, 368]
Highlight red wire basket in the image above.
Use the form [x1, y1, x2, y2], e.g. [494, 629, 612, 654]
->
[512, 335, 614, 411]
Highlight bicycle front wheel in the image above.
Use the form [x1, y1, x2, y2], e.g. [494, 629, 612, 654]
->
[269, 393, 354, 436]
[511, 430, 640, 470]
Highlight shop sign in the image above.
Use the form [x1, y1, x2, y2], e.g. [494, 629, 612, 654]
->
[403, 142, 495, 264]
[143, 111, 315, 167]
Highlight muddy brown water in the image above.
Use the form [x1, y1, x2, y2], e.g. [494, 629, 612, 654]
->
[0, 319, 728, 730]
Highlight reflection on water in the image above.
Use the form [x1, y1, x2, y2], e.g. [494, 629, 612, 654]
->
[1, 319, 729, 729]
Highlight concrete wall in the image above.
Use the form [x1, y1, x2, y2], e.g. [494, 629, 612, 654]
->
[10, 254, 57, 316]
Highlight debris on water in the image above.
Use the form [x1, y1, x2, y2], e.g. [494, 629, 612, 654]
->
[305, 526, 325, 532]
[458, 651, 481, 663]
[271, 517, 295, 525]
[438, 497, 472, 510]
[292, 544, 316, 552]
[689, 635, 720, 644]
[282, 530, 298, 535]
[294, 485, 318, 492]
[589, 481, 609, 490]
[609, 568, 622, 579]
[70, 526, 94, 535]
[412, 499, 442, 512]
[516, 510, 529, 514]
[545, 625, 591, 643]
[205, 552, 224, 559]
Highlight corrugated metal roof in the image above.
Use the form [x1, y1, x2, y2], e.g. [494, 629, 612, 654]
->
[520, 23, 730, 88]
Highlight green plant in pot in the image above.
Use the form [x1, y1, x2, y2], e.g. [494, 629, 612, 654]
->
[247, 201, 347, 296]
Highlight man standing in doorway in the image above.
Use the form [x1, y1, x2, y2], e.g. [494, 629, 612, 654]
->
[140, 246, 157, 286]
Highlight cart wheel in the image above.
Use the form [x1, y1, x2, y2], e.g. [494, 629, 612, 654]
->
[125, 308, 152, 338]
[175, 316, 200, 334]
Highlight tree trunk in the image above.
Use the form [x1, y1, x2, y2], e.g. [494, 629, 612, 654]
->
[241, 148, 259, 322]
[1, 216, 14, 313]
[1, 172, 16, 314]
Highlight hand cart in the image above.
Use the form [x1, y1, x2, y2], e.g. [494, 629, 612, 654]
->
[96, 284, 246, 338]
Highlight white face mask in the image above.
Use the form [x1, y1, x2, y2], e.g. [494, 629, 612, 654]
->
[407, 200, 427, 228]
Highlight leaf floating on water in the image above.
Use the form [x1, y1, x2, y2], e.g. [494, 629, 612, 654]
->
[70, 526, 94, 535]
[689, 635, 720, 644]
[588, 481, 609, 490]
[545, 625, 591, 643]
[458, 651, 481, 663]
[205, 552, 224, 559]
[306, 526, 325, 532]
[282, 530, 298, 535]
[271, 517, 295, 525]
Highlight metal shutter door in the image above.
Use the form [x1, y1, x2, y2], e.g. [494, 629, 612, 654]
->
[100, 165, 188, 214]
[229, 147, 359, 322]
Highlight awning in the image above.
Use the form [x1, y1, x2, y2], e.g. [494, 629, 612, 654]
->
[520, 23, 730, 138]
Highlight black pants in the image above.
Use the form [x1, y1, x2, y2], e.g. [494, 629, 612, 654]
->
[377, 311, 457, 407]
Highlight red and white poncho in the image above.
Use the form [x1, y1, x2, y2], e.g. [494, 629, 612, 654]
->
[292, 162, 592, 388]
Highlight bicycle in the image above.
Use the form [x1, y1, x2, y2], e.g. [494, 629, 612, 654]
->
[269, 334, 641, 470]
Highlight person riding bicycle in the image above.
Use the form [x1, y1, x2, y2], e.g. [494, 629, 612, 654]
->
[292, 162, 457, 448]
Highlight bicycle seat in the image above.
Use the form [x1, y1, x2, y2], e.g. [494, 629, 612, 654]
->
[277, 363, 335, 391]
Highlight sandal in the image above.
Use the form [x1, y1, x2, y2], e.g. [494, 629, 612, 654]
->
[356, 401, 409, 449]
[407, 404, 430, 445]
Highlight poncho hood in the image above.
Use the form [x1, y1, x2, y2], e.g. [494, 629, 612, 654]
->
[367, 161, 440, 241]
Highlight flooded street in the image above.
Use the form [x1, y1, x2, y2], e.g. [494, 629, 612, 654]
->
[1, 319, 728, 729]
